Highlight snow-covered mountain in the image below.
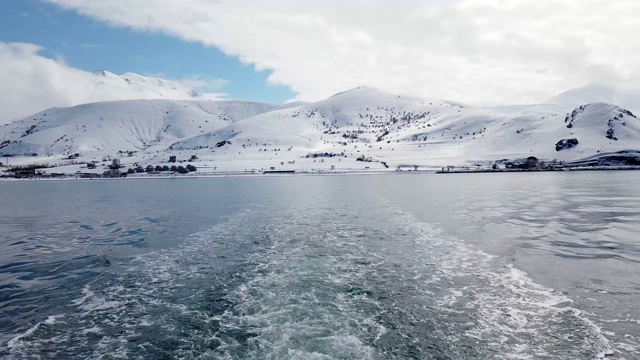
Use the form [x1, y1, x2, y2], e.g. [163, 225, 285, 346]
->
[0, 99, 277, 158]
[91, 70, 205, 99]
[2, 85, 640, 173]
[546, 84, 640, 113]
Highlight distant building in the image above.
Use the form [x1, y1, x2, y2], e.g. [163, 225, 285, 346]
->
[263, 170, 295, 174]
[109, 159, 121, 169]
[8, 165, 48, 178]
[12, 168, 37, 178]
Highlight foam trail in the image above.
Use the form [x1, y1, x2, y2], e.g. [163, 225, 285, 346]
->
[381, 201, 614, 359]
[4, 200, 615, 359]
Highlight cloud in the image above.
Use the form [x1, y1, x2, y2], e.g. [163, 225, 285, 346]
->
[179, 77, 229, 92]
[43, 0, 640, 107]
[0, 42, 226, 124]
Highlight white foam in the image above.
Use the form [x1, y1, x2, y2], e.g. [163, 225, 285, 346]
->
[3, 203, 618, 359]
[380, 200, 614, 359]
[81, 326, 102, 334]
[6, 315, 65, 352]
[72, 284, 123, 312]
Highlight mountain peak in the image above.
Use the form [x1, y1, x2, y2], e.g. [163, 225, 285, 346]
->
[547, 84, 618, 107]
[547, 84, 640, 114]
[327, 86, 402, 102]
[2, 85, 640, 171]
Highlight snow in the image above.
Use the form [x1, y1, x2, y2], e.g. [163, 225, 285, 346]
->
[2, 85, 640, 175]
[547, 84, 640, 113]
[0, 99, 277, 158]
[92, 70, 205, 99]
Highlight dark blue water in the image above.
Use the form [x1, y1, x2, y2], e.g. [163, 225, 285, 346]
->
[0, 173, 638, 359]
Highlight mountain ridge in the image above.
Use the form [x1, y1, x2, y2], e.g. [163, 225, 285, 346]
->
[2, 84, 640, 173]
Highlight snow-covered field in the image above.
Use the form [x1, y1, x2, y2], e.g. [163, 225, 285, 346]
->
[2, 84, 640, 175]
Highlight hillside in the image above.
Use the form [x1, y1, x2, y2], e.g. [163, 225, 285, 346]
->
[547, 84, 640, 113]
[0, 68, 228, 126]
[91, 70, 205, 99]
[0, 99, 277, 160]
[2, 85, 640, 174]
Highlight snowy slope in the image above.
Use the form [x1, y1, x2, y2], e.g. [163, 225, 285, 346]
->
[0, 99, 277, 159]
[2, 85, 640, 173]
[92, 70, 203, 99]
[163, 86, 467, 171]
[165, 86, 640, 171]
[547, 84, 640, 113]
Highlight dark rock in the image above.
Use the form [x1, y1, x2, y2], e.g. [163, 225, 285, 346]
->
[555, 138, 579, 151]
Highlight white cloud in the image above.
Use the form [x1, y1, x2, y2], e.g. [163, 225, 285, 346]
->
[0, 42, 226, 124]
[179, 76, 229, 92]
[43, 0, 640, 107]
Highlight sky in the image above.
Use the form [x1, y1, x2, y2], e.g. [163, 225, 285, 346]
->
[2, 0, 640, 124]
[0, 0, 294, 123]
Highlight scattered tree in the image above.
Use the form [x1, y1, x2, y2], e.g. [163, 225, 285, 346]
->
[177, 165, 188, 174]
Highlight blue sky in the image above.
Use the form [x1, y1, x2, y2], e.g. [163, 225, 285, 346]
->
[0, 0, 295, 103]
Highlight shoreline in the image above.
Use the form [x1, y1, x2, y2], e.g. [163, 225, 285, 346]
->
[2, 165, 639, 181]
[0, 169, 437, 181]
[436, 166, 640, 174]
[3, 162, 640, 181]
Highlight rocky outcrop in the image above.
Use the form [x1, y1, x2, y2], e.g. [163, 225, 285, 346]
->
[556, 138, 579, 151]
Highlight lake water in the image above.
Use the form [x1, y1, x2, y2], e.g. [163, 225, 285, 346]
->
[0, 172, 639, 359]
